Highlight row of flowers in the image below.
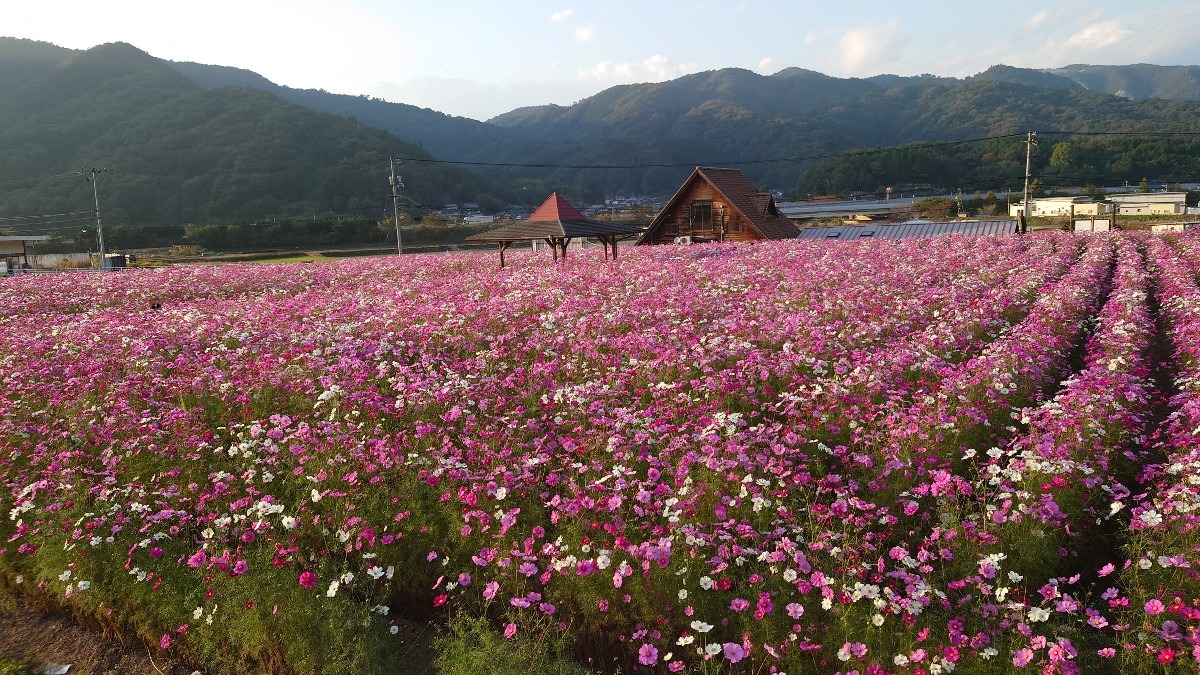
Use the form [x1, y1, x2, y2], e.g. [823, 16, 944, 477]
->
[2, 233, 1198, 673]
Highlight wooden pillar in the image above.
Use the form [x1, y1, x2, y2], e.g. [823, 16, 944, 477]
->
[548, 238, 558, 262]
[560, 238, 569, 260]
[498, 241, 510, 268]
[612, 236, 619, 260]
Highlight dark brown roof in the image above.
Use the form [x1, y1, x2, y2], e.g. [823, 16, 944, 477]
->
[637, 167, 800, 243]
[466, 192, 644, 243]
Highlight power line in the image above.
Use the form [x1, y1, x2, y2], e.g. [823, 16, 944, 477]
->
[382, 129, 1200, 172]
[0, 210, 94, 223]
[0, 172, 83, 188]
[387, 133, 1031, 170]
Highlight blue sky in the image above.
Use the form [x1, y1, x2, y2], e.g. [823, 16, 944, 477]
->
[6, 1, 1199, 121]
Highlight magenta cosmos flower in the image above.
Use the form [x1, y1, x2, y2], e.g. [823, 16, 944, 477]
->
[298, 571, 317, 589]
[638, 643, 658, 666]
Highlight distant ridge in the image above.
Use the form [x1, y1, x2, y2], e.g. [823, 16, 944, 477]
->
[1, 36, 1200, 214]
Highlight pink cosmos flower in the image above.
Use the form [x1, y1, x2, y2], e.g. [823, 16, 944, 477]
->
[1146, 599, 1166, 615]
[638, 643, 658, 666]
[482, 581, 499, 600]
[723, 643, 746, 663]
[1013, 648, 1033, 667]
[503, 623, 517, 639]
[298, 571, 317, 589]
[232, 560, 248, 576]
[187, 550, 207, 568]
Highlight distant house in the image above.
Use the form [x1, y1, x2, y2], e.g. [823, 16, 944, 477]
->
[1009, 196, 1108, 218]
[637, 167, 799, 245]
[1108, 192, 1187, 216]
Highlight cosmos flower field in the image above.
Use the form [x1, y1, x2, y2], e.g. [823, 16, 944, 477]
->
[3, 232, 1200, 673]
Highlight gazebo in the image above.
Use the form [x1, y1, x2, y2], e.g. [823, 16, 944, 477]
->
[466, 193, 645, 268]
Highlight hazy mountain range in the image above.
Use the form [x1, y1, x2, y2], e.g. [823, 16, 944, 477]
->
[1, 36, 1198, 226]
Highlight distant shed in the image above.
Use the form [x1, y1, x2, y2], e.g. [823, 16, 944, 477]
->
[796, 220, 1018, 241]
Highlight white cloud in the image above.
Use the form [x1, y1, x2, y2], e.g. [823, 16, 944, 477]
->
[1065, 20, 1131, 49]
[1024, 10, 1050, 30]
[549, 9, 573, 22]
[575, 25, 595, 43]
[831, 19, 904, 75]
[576, 54, 700, 85]
[756, 57, 776, 73]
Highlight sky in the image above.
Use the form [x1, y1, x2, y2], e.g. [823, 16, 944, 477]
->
[6, 0, 1200, 121]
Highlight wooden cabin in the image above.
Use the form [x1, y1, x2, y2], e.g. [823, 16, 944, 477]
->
[637, 167, 800, 245]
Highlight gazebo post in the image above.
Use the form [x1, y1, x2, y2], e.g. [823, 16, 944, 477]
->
[547, 238, 558, 262]
[498, 241, 510, 268]
[561, 238, 570, 260]
[610, 236, 619, 260]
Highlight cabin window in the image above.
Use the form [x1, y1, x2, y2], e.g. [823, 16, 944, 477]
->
[690, 200, 713, 231]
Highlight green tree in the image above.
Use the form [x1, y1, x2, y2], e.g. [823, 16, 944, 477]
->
[1139, 177, 1151, 193]
[1049, 142, 1076, 170]
[1030, 178, 1046, 198]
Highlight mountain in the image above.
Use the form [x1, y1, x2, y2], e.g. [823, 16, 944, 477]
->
[164, 56, 1200, 195]
[169, 60, 513, 162]
[0, 39, 504, 226]
[3, 36, 1200, 221]
[1047, 64, 1200, 101]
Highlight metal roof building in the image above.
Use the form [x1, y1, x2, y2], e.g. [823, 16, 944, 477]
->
[778, 197, 922, 221]
[795, 220, 1019, 241]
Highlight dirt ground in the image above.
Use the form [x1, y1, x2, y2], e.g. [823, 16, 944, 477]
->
[0, 596, 440, 675]
[0, 597, 195, 675]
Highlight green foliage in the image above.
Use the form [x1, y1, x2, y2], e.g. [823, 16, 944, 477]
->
[432, 613, 588, 675]
[795, 134, 1200, 197]
[7, 38, 1200, 216]
[0, 659, 34, 675]
[0, 42, 511, 228]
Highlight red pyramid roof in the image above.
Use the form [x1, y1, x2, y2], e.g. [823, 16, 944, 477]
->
[528, 192, 587, 223]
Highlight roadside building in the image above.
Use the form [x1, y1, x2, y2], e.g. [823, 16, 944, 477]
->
[1108, 192, 1187, 216]
[0, 235, 50, 274]
[1009, 196, 1108, 218]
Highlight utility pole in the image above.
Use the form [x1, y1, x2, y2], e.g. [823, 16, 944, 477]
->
[1021, 131, 1036, 234]
[83, 168, 107, 268]
[389, 156, 404, 255]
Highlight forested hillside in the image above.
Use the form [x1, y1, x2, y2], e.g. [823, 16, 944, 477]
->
[0, 41, 505, 226]
[167, 54, 1200, 196]
[2, 36, 1199, 225]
